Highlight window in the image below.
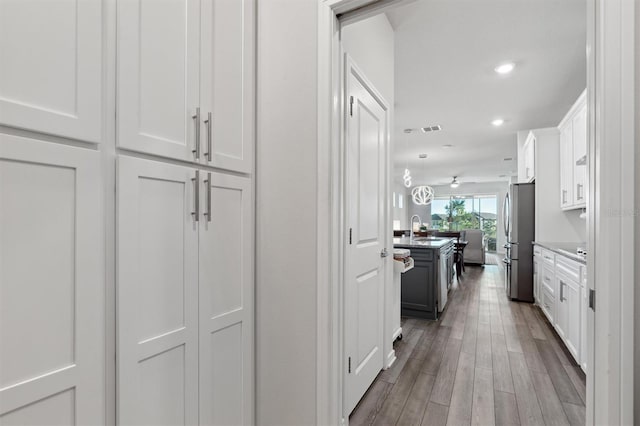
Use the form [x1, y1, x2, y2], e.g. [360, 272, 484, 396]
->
[430, 194, 498, 251]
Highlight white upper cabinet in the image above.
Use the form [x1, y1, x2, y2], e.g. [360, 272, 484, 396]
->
[1, 135, 104, 423]
[200, 0, 254, 173]
[118, 0, 254, 173]
[523, 132, 535, 183]
[0, 0, 103, 142]
[560, 123, 574, 208]
[117, 0, 200, 162]
[558, 90, 587, 210]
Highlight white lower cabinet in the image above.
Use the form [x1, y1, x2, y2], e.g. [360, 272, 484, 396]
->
[533, 245, 586, 368]
[555, 270, 580, 360]
[0, 135, 104, 423]
[118, 156, 253, 425]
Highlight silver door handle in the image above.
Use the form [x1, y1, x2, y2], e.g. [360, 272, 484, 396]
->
[204, 112, 212, 161]
[192, 107, 201, 160]
[204, 172, 212, 222]
[191, 170, 200, 222]
[381, 248, 389, 258]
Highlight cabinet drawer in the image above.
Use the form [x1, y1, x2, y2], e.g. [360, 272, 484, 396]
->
[556, 255, 581, 282]
[541, 287, 555, 323]
[533, 245, 542, 256]
[541, 249, 555, 265]
[541, 264, 555, 295]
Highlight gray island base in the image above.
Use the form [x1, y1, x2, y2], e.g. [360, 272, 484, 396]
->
[393, 237, 455, 320]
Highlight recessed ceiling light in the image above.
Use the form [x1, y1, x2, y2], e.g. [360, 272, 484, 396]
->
[494, 62, 515, 75]
[492, 118, 505, 127]
[442, 144, 453, 149]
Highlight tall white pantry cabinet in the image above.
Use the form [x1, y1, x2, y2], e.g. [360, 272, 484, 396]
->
[0, 0, 255, 425]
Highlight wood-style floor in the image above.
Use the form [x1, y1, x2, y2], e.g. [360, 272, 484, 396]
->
[350, 265, 586, 426]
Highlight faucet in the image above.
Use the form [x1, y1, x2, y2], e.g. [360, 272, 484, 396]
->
[410, 214, 422, 240]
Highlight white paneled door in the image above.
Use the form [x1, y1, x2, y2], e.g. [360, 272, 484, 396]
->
[117, 0, 200, 161]
[199, 173, 253, 425]
[0, 0, 103, 142]
[0, 135, 104, 423]
[117, 156, 199, 425]
[199, 0, 254, 173]
[343, 56, 389, 416]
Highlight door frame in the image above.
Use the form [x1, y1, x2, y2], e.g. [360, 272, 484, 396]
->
[317, 0, 637, 425]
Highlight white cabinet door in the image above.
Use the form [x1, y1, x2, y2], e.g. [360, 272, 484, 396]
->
[199, 173, 253, 425]
[523, 134, 535, 182]
[199, 0, 254, 173]
[580, 270, 588, 371]
[572, 105, 587, 207]
[0, 135, 104, 423]
[0, 0, 102, 142]
[117, 156, 199, 425]
[560, 123, 574, 209]
[556, 271, 580, 361]
[117, 0, 201, 162]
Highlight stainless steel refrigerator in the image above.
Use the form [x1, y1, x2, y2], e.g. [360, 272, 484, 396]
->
[502, 182, 535, 302]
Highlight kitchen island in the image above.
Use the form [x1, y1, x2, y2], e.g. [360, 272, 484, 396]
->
[393, 237, 455, 320]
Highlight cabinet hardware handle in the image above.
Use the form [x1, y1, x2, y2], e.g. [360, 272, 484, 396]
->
[204, 112, 212, 161]
[192, 107, 201, 160]
[204, 172, 212, 222]
[192, 170, 200, 222]
[576, 183, 583, 200]
[559, 280, 565, 301]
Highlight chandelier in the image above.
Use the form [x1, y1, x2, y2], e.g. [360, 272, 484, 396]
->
[411, 185, 434, 205]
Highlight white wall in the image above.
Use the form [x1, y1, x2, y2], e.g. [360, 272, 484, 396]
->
[256, 6, 396, 425]
[341, 14, 394, 106]
[532, 128, 587, 243]
[342, 14, 397, 232]
[393, 181, 409, 229]
[256, 1, 318, 424]
[635, 1, 640, 419]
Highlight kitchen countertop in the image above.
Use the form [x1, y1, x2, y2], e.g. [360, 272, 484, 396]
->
[533, 241, 587, 265]
[393, 236, 455, 249]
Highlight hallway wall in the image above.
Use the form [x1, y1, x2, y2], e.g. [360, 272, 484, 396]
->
[256, 1, 318, 424]
[635, 0, 640, 419]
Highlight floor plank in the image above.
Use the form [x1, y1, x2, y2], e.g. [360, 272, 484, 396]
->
[430, 337, 463, 405]
[520, 303, 547, 340]
[476, 322, 493, 370]
[561, 364, 586, 405]
[471, 367, 495, 426]
[372, 357, 422, 426]
[529, 371, 570, 426]
[422, 402, 449, 426]
[445, 351, 476, 426]
[495, 391, 520, 426]
[509, 351, 546, 426]
[378, 327, 423, 384]
[515, 323, 548, 374]
[396, 372, 436, 426]
[491, 332, 515, 394]
[534, 339, 583, 405]
[421, 326, 451, 375]
[349, 380, 393, 426]
[562, 402, 586, 426]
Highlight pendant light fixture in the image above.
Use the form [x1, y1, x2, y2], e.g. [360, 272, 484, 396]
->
[411, 154, 434, 205]
[450, 176, 460, 188]
[403, 138, 412, 188]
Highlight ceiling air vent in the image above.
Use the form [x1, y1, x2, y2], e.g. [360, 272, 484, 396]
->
[421, 125, 442, 133]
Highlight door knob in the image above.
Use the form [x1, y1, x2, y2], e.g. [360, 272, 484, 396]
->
[381, 248, 389, 258]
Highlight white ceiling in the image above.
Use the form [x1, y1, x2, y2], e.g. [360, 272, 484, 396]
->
[387, 0, 586, 186]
